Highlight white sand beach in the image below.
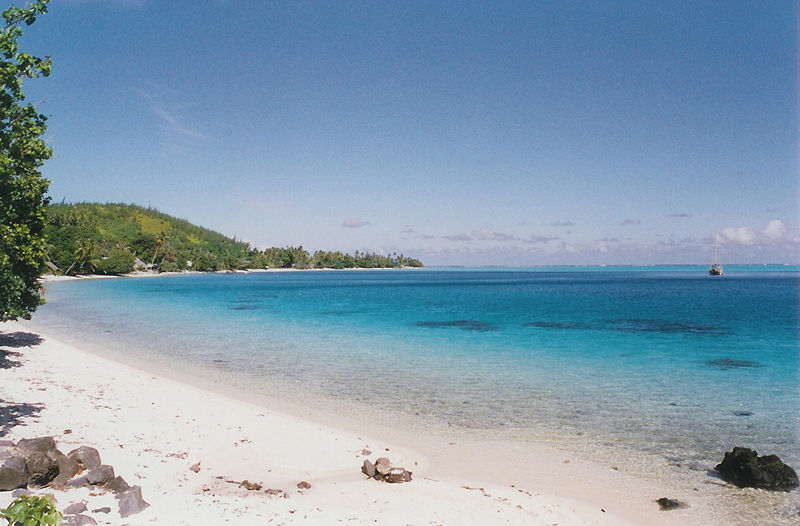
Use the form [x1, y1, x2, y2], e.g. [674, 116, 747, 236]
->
[0, 320, 730, 525]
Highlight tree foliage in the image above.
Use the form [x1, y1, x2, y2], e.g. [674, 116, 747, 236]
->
[0, 0, 51, 321]
[44, 202, 423, 274]
[310, 249, 422, 269]
[45, 202, 253, 274]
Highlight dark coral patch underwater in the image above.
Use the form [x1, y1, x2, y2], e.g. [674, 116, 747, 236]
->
[523, 319, 729, 336]
[414, 320, 497, 332]
[606, 319, 730, 335]
[706, 358, 763, 370]
[229, 304, 268, 311]
[524, 321, 594, 330]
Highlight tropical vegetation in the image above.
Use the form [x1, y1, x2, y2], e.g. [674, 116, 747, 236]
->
[0, 1, 52, 321]
[1, 494, 62, 526]
[44, 202, 422, 275]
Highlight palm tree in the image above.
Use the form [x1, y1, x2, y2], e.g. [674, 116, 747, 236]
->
[151, 231, 168, 267]
[65, 238, 97, 275]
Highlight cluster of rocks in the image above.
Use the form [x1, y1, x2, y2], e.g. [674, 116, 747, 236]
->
[653, 447, 798, 513]
[715, 447, 799, 491]
[361, 457, 412, 483]
[0, 437, 148, 519]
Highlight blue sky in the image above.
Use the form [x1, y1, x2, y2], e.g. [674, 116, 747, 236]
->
[22, 0, 799, 265]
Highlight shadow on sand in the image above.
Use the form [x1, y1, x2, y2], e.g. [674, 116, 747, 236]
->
[0, 330, 45, 436]
[0, 399, 44, 438]
[0, 331, 43, 349]
[0, 330, 42, 370]
[0, 349, 23, 370]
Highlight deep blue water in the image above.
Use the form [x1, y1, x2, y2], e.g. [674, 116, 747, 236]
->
[29, 267, 800, 473]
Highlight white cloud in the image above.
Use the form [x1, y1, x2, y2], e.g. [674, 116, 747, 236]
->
[132, 86, 209, 143]
[443, 233, 472, 242]
[720, 220, 789, 246]
[151, 107, 208, 139]
[523, 234, 559, 244]
[472, 227, 515, 241]
[722, 226, 756, 245]
[342, 218, 370, 228]
[763, 219, 786, 240]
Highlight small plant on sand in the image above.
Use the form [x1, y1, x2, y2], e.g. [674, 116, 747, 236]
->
[0, 494, 62, 526]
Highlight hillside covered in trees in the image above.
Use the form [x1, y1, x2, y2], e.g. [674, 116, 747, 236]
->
[44, 203, 422, 275]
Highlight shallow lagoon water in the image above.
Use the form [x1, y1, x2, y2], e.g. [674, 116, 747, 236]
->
[29, 267, 800, 520]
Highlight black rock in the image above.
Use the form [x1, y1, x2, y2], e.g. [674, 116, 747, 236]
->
[16, 437, 57, 454]
[374, 457, 391, 476]
[86, 464, 115, 486]
[25, 451, 60, 487]
[361, 458, 412, 483]
[715, 447, 799, 491]
[11, 489, 33, 499]
[0, 443, 18, 464]
[63, 502, 88, 515]
[118, 485, 149, 518]
[0, 456, 28, 491]
[385, 467, 413, 483]
[65, 475, 90, 489]
[67, 446, 101, 471]
[104, 476, 131, 495]
[656, 497, 687, 510]
[361, 459, 376, 478]
[52, 453, 80, 487]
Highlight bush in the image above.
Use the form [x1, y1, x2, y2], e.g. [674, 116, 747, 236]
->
[1, 494, 63, 526]
[92, 249, 135, 275]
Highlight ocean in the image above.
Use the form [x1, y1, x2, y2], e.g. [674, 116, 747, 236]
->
[25, 266, 800, 521]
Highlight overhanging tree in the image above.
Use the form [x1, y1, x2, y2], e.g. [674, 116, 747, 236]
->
[0, 1, 52, 321]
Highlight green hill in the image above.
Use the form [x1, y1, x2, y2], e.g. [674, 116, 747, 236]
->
[44, 203, 422, 275]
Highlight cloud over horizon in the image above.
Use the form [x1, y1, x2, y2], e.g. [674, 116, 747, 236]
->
[472, 227, 515, 241]
[763, 219, 787, 240]
[443, 233, 472, 242]
[342, 218, 370, 228]
[523, 234, 559, 244]
[720, 219, 790, 246]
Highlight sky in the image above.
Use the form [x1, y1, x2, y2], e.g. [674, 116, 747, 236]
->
[20, 0, 799, 265]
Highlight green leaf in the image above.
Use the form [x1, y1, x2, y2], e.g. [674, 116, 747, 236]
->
[0, 0, 51, 321]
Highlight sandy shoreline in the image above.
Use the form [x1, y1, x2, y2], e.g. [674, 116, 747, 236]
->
[0, 320, 755, 525]
[39, 266, 424, 283]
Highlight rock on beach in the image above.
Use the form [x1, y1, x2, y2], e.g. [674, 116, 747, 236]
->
[715, 447, 799, 491]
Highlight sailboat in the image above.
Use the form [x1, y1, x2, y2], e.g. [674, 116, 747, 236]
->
[709, 231, 723, 276]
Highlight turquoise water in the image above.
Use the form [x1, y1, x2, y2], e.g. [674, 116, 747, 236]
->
[29, 268, 800, 482]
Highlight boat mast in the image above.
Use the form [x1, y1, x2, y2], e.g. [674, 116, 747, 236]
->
[713, 231, 718, 264]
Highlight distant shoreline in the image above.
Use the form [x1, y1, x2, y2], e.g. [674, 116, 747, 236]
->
[39, 266, 426, 282]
